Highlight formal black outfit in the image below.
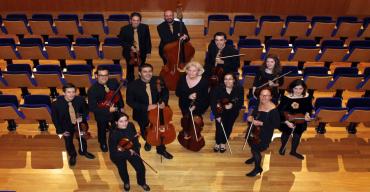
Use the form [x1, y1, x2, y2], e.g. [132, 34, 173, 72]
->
[157, 20, 190, 64]
[126, 76, 169, 153]
[204, 41, 240, 78]
[246, 108, 280, 176]
[252, 70, 284, 104]
[278, 94, 313, 158]
[109, 122, 146, 186]
[87, 79, 124, 150]
[118, 23, 152, 83]
[210, 84, 244, 145]
[51, 96, 89, 157]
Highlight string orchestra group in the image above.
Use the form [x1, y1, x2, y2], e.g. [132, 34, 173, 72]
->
[51, 8, 315, 192]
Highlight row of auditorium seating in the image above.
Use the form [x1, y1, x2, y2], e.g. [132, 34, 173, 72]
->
[205, 15, 370, 39]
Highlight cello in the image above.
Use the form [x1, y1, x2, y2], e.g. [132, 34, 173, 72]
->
[160, 2, 195, 91]
[146, 79, 176, 146]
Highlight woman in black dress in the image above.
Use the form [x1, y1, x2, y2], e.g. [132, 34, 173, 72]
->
[245, 87, 280, 177]
[211, 73, 244, 153]
[109, 113, 150, 191]
[252, 54, 283, 104]
[278, 79, 313, 160]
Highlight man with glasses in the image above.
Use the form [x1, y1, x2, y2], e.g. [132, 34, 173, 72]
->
[88, 66, 124, 152]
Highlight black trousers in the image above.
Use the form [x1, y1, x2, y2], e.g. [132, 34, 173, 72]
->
[250, 143, 263, 169]
[215, 112, 238, 144]
[63, 130, 87, 157]
[113, 155, 146, 185]
[137, 119, 166, 152]
[97, 120, 110, 145]
[124, 55, 146, 83]
[280, 128, 304, 153]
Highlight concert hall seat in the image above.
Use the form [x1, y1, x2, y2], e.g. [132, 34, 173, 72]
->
[19, 95, 52, 131]
[98, 64, 123, 82]
[81, 14, 107, 39]
[102, 37, 123, 63]
[303, 66, 331, 96]
[344, 40, 370, 62]
[340, 97, 370, 134]
[0, 94, 25, 131]
[231, 15, 257, 39]
[327, 67, 362, 98]
[45, 37, 75, 61]
[17, 38, 47, 63]
[107, 14, 130, 35]
[358, 17, 370, 38]
[238, 39, 263, 62]
[313, 97, 347, 134]
[55, 14, 82, 36]
[2, 64, 36, 97]
[3, 14, 31, 36]
[333, 16, 362, 39]
[317, 40, 347, 62]
[290, 39, 319, 62]
[63, 64, 95, 96]
[280, 66, 302, 90]
[34, 65, 66, 98]
[29, 14, 56, 36]
[74, 37, 102, 66]
[307, 16, 335, 39]
[357, 67, 370, 97]
[241, 65, 259, 90]
[0, 38, 20, 63]
[205, 14, 231, 38]
[257, 15, 284, 38]
[282, 15, 309, 38]
[265, 39, 291, 61]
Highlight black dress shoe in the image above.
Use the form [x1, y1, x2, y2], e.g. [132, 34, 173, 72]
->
[100, 144, 108, 152]
[246, 167, 263, 177]
[157, 150, 173, 159]
[144, 142, 152, 151]
[244, 157, 254, 164]
[140, 184, 150, 191]
[219, 146, 226, 153]
[290, 151, 304, 160]
[69, 156, 77, 166]
[81, 152, 95, 159]
[123, 183, 130, 191]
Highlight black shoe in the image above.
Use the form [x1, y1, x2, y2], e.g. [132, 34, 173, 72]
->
[219, 145, 226, 153]
[279, 147, 286, 155]
[244, 157, 254, 164]
[157, 150, 173, 159]
[144, 142, 152, 151]
[123, 183, 130, 191]
[246, 167, 263, 177]
[213, 144, 220, 152]
[79, 151, 95, 159]
[69, 156, 77, 166]
[100, 144, 108, 152]
[290, 151, 304, 160]
[140, 184, 150, 191]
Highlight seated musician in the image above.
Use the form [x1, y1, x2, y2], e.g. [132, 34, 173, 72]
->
[109, 113, 150, 192]
[87, 66, 124, 152]
[245, 87, 280, 177]
[278, 79, 313, 160]
[51, 83, 95, 166]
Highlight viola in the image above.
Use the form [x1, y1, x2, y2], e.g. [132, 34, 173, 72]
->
[284, 112, 310, 124]
[97, 81, 125, 109]
[146, 79, 176, 146]
[129, 50, 141, 66]
[209, 66, 224, 88]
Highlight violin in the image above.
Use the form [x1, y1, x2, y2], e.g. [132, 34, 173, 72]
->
[209, 49, 225, 88]
[75, 121, 91, 140]
[97, 81, 125, 109]
[146, 79, 176, 146]
[129, 49, 141, 66]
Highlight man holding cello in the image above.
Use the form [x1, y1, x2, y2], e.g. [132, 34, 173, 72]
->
[88, 66, 125, 152]
[126, 63, 174, 160]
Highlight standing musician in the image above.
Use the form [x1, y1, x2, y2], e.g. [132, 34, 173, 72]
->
[157, 10, 189, 65]
[88, 66, 124, 152]
[204, 32, 240, 84]
[52, 83, 95, 166]
[210, 73, 244, 153]
[278, 79, 313, 160]
[245, 87, 280, 177]
[119, 12, 152, 83]
[126, 63, 173, 159]
[109, 113, 150, 192]
[252, 54, 283, 104]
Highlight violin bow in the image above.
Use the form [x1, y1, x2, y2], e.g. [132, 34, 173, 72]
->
[256, 70, 292, 89]
[216, 54, 245, 59]
[133, 151, 158, 174]
[189, 105, 199, 142]
[281, 127, 296, 152]
[76, 113, 84, 153]
[219, 120, 232, 155]
[242, 122, 253, 151]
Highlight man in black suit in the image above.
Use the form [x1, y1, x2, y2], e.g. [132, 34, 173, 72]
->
[118, 12, 152, 83]
[87, 66, 124, 152]
[157, 10, 190, 65]
[52, 83, 95, 166]
[126, 63, 173, 159]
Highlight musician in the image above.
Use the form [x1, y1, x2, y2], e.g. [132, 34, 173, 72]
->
[157, 10, 190, 64]
[109, 113, 150, 192]
[118, 12, 152, 83]
[126, 63, 173, 159]
[245, 87, 280, 177]
[87, 66, 124, 152]
[204, 32, 240, 79]
[252, 54, 283, 104]
[51, 83, 95, 166]
[278, 79, 313, 160]
[210, 73, 244, 153]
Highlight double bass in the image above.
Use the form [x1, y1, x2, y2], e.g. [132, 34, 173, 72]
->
[160, 2, 195, 91]
[146, 79, 176, 146]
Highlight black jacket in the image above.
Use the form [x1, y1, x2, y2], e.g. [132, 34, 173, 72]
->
[51, 96, 88, 134]
[109, 122, 141, 161]
[118, 23, 152, 58]
[157, 20, 190, 51]
[210, 84, 244, 118]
